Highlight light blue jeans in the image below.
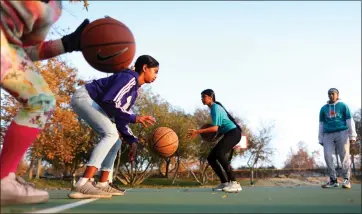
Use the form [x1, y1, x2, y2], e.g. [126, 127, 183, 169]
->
[71, 86, 122, 171]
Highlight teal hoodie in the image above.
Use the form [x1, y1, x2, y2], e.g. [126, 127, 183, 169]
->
[319, 100, 352, 133]
[318, 100, 357, 143]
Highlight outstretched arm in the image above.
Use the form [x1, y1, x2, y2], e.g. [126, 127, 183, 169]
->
[24, 19, 89, 61]
[196, 125, 219, 134]
[24, 39, 64, 61]
[187, 125, 219, 139]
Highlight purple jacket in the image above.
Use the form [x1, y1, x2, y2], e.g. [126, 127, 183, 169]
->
[85, 69, 139, 144]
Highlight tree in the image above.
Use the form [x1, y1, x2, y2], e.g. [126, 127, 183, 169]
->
[15, 159, 29, 177]
[181, 108, 213, 185]
[114, 88, 170, 185]
[246, 121, 275, 185]
[0, 58, 96, 178]
[284, 141, 320, 169]
[30, 59, 98, 177]
[69, 0, 90, 10]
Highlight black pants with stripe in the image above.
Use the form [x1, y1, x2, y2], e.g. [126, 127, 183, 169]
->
[207, 128, 241, 183]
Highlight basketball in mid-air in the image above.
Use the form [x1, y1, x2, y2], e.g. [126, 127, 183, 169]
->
[151, 127, 179, 158]
[81, 17, 136, 73]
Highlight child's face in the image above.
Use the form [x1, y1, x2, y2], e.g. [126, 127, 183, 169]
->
[328, 92, 338, 102]
[201, 94, 213, 105]
[144, 66, 159, 83]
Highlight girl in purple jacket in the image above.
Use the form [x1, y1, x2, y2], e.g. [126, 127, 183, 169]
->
[68, 55, 159, 199]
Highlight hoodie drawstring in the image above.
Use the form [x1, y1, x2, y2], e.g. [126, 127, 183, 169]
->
[328, 103, 338, 118]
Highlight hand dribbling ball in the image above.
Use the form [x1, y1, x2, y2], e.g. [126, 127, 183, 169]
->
[200, 124, 223, 142]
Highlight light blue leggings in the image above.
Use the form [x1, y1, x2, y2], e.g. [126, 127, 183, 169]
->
[71, 86, 122, 171]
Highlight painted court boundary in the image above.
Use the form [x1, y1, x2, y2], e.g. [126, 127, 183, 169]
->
[30, 198, 98, 213]
[30, 188, 133, 213]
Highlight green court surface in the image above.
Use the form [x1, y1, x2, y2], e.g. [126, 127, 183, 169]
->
[1, 186, 361, 213]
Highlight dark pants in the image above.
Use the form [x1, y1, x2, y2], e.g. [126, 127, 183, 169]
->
[207, 128, 241, 183]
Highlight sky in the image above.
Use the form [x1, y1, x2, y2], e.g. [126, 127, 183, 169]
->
[52, 1, 361, 169]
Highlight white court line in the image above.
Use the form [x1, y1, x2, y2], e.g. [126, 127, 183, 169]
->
[30, 188, 132, 213]
[30, 198, 98, 214]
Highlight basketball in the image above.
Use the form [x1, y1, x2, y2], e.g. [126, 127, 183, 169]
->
[200, 124, 223, 142]
[80, 17, 136, 73]
[151, 127, 179, 158]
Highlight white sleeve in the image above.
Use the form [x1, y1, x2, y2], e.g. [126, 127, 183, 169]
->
[318, 122, 324, 144]
[346, 118, 357, 141]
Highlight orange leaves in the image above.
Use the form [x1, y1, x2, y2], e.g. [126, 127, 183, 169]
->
[26, 58, 96, 166]
[68, 0, 90, 11]
[0, 59, 91, 173]
[284, 141, 318, 169]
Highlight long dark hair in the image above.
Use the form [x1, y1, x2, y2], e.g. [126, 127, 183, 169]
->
[201, 89, 242, 132]
[134, 55, 159, 75]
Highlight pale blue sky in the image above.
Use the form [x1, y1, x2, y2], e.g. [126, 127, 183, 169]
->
[53, 1, 361, 168]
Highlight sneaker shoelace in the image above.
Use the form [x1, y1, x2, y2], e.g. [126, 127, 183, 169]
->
[109, 183, 125, 192]
[15, 176, 36, 188]
[83, 182, 106, 194]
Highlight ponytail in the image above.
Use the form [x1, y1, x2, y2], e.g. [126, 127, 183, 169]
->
[214, 101, 242, 132]
[201, 89, 242, 132]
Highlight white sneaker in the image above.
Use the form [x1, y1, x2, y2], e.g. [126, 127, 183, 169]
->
[223, 181, 242, 193]
[15, 175, 35, 188]
[212, 182, 229, 191]
[94, 182, 124, 196]
[342, 178, 351, 189]
[68, 181, 112, 199]
[1, 173, 49, 206]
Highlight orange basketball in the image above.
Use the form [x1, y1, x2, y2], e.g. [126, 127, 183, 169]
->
[151, 127, 179, 158]
[80, 17, 136, 73]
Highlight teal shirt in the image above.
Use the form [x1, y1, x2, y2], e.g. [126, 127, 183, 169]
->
[319, 101, 352, 133]
[210, 103, 236, 134]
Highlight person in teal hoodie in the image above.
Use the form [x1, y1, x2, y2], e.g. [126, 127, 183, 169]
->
[319, 88, 357, 189]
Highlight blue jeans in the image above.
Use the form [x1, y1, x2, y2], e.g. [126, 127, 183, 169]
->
[71, 86, 122, 171]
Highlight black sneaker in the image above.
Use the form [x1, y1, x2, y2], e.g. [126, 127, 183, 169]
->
[321, 178, 339, 188]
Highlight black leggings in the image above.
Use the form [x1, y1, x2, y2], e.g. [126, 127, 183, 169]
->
[207, 128, 241, 183]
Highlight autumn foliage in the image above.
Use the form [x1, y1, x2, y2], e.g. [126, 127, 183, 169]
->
[1, 58, 97, 176]
[283, 141, 320, 169]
